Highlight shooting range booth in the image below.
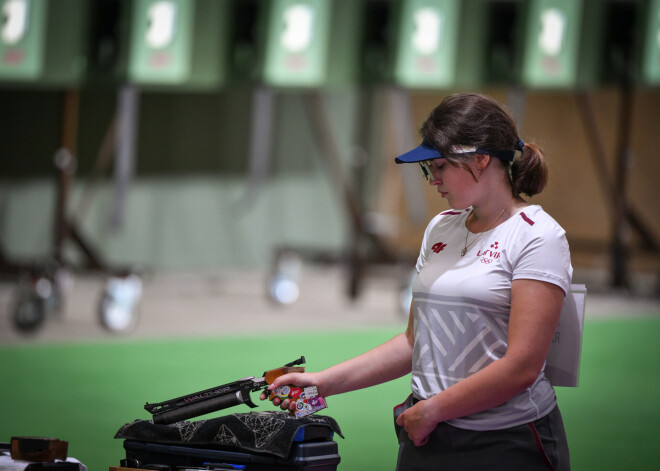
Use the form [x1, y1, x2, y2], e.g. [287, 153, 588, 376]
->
[0, 0, 144, 334]
[126, 0, 233, 90]
[0, 0, 89, 85]
[241, 0, 410, 306]
[519, 0, 660, 288]
[640, 0, 660, 86]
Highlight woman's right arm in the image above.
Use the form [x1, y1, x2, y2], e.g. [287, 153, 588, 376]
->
[262, 303, 416, 407]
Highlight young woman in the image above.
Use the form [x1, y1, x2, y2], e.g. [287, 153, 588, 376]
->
[262, 93, 573, 471]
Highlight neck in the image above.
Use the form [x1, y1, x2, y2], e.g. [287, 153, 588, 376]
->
[466, 157, 526, 231]
[469, 195, 516, 233]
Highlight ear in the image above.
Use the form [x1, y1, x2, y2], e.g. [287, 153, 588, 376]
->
[473, 153, 491, 170]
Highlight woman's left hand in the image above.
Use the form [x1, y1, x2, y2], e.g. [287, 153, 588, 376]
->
[395, 400, 437, 447]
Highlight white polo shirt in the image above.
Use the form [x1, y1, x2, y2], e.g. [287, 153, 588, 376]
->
[411, 205, 573, 430]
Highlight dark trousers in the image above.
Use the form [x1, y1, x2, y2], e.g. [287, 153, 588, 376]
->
[394, 396, 570, 471]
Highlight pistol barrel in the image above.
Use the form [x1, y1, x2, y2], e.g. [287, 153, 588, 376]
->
[152, 390, 253, 424]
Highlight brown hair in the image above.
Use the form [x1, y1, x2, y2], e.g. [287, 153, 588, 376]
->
[419, 93, 548, 197]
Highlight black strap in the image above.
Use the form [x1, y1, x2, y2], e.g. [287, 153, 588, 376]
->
[528, 422, 555, 471]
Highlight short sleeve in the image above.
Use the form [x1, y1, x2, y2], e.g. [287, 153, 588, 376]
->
[512, 225, 573, 295]
[415, 214, 442, 272]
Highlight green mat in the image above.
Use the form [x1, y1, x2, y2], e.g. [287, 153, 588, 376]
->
[1, 317, 659, 470]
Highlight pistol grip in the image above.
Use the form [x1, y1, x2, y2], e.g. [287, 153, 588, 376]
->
[265, 366, 305, 400]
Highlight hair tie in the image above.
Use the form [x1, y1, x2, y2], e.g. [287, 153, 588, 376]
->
[516, 139, 525, 151]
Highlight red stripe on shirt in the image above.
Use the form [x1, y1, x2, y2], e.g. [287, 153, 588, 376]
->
[441, 210, 467, 216]
[520, 212, 535, 225]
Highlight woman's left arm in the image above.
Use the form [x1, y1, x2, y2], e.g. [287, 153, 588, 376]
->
[396, 279, 565, 446]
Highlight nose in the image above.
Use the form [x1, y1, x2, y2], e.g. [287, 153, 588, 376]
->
[428, 173, 442, 185]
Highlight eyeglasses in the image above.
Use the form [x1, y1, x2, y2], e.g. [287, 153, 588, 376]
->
[418, 160, 436, 180]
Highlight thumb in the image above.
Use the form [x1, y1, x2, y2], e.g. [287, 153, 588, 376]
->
[395, 412, 405, 427]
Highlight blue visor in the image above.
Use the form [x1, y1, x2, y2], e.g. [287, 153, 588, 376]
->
[395, 142, 516, 164]
[394, 142, 443, 163]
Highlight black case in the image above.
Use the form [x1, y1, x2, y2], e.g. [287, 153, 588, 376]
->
[122, 439, 340, 471]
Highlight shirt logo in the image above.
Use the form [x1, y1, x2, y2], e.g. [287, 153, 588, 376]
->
[477, 241, 501, 263]
[432, 242, 447, 253]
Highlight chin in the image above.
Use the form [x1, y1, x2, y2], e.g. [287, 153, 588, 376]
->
[447, 199, 469, 210]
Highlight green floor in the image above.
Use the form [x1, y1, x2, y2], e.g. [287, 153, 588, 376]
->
[1, 317, 659, 470]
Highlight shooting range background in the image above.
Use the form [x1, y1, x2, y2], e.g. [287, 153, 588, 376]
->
[1, 0, 660, 470]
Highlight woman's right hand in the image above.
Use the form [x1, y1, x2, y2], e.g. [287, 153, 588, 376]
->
[259, 371, 322, 412]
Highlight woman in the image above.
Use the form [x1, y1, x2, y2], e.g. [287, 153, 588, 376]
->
[262, 93, 573, 471]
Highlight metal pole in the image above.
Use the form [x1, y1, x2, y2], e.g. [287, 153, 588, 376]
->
[388, 87, 427, 225]
[237, 86, 277, 209]
[111, 84, 140, 230]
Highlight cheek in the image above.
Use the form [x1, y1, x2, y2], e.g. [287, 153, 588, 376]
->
[454, 167, 479, 186]
[443, 169, 469, 187]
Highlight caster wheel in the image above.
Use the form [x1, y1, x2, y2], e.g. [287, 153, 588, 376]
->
[268, 274, 300, 305]
[12, 293, 46, 333]
[11, 275, 60, 334]
[99, 274, 142, 333]
[268, 250, 302, 305]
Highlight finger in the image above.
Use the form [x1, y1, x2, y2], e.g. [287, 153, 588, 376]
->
[268, 374, 292, 390]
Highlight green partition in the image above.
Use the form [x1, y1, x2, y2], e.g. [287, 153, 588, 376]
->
[127, 0, 232, 89]
[261, 0, 364, 88]
[393, 0, 515, 90]
[0, 0, 89, 85]
[393, 0, 461, 88]
[521, 0, 605, 89]
[641, 0, 660, 85]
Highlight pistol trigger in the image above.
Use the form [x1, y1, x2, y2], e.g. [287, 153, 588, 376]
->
[244, 392, 258, 409]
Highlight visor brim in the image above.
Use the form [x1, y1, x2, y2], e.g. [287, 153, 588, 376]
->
[394, 143, 443, 164]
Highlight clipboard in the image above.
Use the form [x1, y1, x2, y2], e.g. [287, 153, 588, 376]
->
[545, 284, 587, 387]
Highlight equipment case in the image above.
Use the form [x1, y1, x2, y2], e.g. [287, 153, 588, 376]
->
[121, 439, 340, 471]
[115, 411, 342, 470]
